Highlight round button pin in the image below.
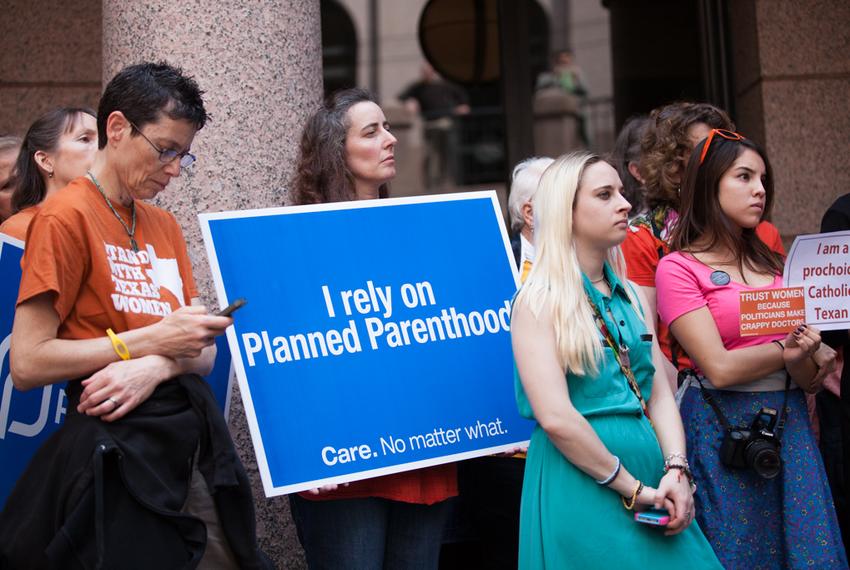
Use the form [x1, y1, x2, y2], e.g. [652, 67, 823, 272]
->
[710, 270, 731, 286]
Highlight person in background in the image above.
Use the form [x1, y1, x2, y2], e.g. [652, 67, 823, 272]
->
[511, 151, 721, 569]
[535, 50, 589, 97]
[442, 156, 553, 570]
[819, 192, 850, 551]
[621, 102, 784, 388]
[508, 156, 554, 281]
[398, 63, 470, 190]
[656, 129, 845, 569]
[0, 107, 97, 240]
[0, 136, 21, 223]
[535, 50, 591, 147]
[0, 62, 271, 569]
[609, 114, 649, 216]
[289, 87, 456, 570]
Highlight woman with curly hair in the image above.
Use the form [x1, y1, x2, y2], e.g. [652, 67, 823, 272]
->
[621, 102, 784, 386]
[287, 87, 456, 569]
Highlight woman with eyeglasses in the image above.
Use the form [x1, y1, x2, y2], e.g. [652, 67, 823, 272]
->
[0, 107, 97, 240]
[287, 87, 456, 570]
[0, 63, 271, 569]
[654, 130, 846, 569]
[621, 102, 785, 390]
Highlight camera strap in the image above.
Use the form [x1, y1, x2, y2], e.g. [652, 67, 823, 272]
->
[693, 372, 791, 440]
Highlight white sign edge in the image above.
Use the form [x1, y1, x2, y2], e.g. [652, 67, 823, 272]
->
[199, 214, 277, 497]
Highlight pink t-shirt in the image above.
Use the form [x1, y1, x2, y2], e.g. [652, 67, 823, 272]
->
[656, 251, 785, 351]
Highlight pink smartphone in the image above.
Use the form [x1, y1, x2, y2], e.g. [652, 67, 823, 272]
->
[635, 509, 670, 526]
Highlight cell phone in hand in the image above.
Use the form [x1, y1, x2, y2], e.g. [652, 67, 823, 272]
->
[635, 508, 670, 526]
[216, 298, 246, 317]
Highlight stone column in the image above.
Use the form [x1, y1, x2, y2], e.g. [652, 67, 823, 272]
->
[728, 0, 850, 241]
[103, 2, 323, 567]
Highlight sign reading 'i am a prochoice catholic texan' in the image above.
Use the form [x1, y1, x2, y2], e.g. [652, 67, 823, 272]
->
[200, 192, 533, 497]
[784, 230, 850, 331]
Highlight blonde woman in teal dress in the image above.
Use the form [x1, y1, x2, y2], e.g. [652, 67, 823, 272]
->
[511, 152, 722, 569]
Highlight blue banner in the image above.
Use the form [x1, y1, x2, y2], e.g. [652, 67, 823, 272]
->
[200, 192, 533, 496]
[0, 234, 232, 508]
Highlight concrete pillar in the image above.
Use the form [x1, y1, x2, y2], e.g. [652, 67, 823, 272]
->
[0, 0, 101, 135]
[728, 0, 850, 241]
[103, 2, 323, 567]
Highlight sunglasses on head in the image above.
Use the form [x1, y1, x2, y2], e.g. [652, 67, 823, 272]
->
[698, 129, 745, 165]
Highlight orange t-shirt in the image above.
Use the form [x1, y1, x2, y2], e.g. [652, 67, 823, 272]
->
[622, 216, 785, 367]
[0, 206, 38, 242]
[18, 177, 198, 339]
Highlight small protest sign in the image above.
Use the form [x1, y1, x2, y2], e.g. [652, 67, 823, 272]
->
[739, 287, 806, 337]
[784, 230, 850, 331]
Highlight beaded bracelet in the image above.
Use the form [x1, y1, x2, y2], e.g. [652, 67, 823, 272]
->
[665, 464, 697, 492]
[595, 456, 621, 486]
[621, 480, 643, 510]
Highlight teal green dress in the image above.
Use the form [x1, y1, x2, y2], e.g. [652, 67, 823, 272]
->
[515, 264, 722, 569]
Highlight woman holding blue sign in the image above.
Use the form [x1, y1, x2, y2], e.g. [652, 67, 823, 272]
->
[655, 131, 846, 568]
[288, 88, 456, 569]
[511, 152, 722, 569]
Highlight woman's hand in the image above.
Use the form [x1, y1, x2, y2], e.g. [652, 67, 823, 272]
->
[783, 325, 827, 391]
[305, 483, 350, 495]
[77, 355, 177, 422]
[653, 470, 695, 536]
[782, 324, 821, 365]
[149, 305, 232, 359]
[806, 343, 837, 393]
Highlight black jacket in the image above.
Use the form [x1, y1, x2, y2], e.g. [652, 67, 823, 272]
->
[0, 375, 273, 570]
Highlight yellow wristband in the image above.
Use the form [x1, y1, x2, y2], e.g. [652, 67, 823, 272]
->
[106, 328, 131, 361]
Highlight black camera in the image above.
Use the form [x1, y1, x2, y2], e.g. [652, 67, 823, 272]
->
[718, 407, 782, 479]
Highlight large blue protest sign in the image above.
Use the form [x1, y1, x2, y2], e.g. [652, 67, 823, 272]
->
[0, 235, 68, 507]
[0, 233, 233, 508]
[200, 192, 533, 496]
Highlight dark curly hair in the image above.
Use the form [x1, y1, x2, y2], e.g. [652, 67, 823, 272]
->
[291, 88, 388, 205]
[639, 102, 733, 211]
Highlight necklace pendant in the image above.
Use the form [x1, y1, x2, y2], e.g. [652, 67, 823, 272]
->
[619, 346, 631, 368]
[130, 237, 139, 253]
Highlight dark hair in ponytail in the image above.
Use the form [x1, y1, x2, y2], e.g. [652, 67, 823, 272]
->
[12, 107, 95, 212]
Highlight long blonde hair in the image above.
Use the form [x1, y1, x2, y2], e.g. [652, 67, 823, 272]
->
[515, 151, 634, 376]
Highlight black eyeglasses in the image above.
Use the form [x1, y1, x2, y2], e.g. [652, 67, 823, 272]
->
[128, 120, 197, 168]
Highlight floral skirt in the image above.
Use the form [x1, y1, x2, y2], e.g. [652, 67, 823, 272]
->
[680, 386, 848, 569]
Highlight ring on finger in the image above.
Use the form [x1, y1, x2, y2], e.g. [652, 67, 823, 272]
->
[106, 396, 120, 408]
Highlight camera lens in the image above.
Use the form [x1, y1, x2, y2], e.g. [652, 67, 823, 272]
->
[746, 440, 781, 479]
